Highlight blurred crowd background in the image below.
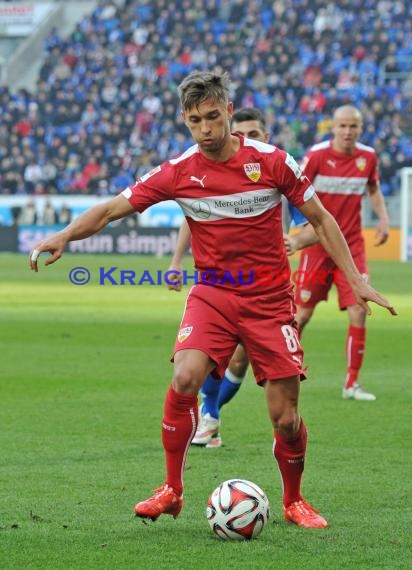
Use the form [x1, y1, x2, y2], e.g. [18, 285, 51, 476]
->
[0, 0, 411, 217]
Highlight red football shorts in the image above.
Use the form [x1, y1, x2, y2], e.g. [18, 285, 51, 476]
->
[294, 245, 368, 310]
[173, 284, 304, 384]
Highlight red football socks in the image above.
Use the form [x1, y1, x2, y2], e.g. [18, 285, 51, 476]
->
[345, 325, 366, 388]
[162, 386, 198, 495]
[274, 419, 307, 507]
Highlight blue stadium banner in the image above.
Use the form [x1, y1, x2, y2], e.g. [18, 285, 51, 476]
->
[16, 225, 179, 256]
[18, 225, 64, 253]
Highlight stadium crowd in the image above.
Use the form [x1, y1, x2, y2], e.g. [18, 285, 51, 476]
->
[0, 0, 411, 202]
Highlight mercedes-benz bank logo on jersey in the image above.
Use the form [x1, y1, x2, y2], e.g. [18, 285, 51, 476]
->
[191, 200, 211, 219]
[178, 189, 281, 221]
[243, 163, 261, 182]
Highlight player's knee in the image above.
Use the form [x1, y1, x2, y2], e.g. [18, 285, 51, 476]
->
[295, 309, 313, 331]
[172, 367, 203, 395]
[274, 411, 300, 437]
[348, 303, 367, 326]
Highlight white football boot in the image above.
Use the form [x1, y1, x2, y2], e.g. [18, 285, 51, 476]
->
[342, 383, 376, 401]
[191, 413, 221, 446]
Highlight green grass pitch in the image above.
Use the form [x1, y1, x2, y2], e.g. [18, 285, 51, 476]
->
[0, 253, 411, 569]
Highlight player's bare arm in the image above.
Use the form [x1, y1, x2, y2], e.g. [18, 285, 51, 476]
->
[367, 183, 390, 246]
[29, 194, 135, 272]
[166, 218, 191, 292]
[283, 224, 318, 256]
[299, 195, 397, 316]
[285, 183, 389, 254]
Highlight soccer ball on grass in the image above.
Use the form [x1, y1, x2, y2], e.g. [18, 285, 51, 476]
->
[206, 479, 270, 540]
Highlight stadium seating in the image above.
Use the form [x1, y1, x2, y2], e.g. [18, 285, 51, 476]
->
[0, 0, 410, 206]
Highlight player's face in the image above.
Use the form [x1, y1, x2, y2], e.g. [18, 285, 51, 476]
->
[182, 100, 233, 156]
[331, 112, 363, 153]
[231, 119, 269, 143]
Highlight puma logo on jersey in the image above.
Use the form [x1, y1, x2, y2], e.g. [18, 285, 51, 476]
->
[190, 175, 206, 188]
[327, 159, 336, 168]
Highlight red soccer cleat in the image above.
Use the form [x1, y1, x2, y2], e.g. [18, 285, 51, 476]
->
[283, 499, 328, 529]
[134, 484, 183, 521]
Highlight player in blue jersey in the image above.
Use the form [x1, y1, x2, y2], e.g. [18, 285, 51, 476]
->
[166, 107, 309, 448]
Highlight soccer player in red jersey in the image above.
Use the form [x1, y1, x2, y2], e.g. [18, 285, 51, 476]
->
[288, 105, 390, 401]
[29, 73, 396, 529]
[167, 107, 307, 448]
[166, 107, 271, 449]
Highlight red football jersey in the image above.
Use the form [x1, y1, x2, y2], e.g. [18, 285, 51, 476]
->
[122, 135, 315, 294]
[301, 140, 379, 251]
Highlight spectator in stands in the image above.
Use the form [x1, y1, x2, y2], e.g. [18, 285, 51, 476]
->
[17, 200, 37, 225]
[24, 159, 43, 193]
[57, 204, 72, 225]
[41, 199, 56, 225]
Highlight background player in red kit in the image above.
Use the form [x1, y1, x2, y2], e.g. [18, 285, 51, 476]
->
[288, 105, 390, 401]
[28, 73, 395, 530]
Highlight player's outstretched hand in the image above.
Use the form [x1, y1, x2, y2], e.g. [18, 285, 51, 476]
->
[29, 233, 68, 272]
[283, 234, 297, 256]
[374, 220, 389, 246]
[354, 281, 397, 316]
[166, 260, 183, 292]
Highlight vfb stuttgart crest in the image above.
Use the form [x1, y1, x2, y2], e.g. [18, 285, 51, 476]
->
[299, 289, 312, 303]
[244, 163, 261, 182]
[177, 326, 193, 343]
[355, 157, 367, 171]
